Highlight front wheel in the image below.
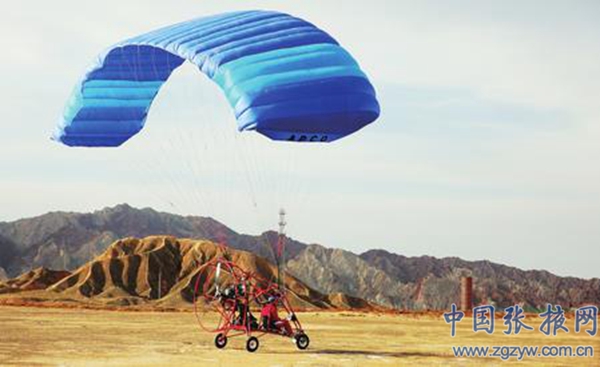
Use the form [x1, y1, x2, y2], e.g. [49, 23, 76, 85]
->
[214, 333, 227, 349]
[295, 333, 309, 350]
[246, 336, 259, 352]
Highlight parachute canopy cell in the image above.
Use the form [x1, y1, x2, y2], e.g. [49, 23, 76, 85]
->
[53, 10, 380, 147]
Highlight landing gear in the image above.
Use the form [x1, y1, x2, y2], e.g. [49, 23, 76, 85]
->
[246, 336, 259, 352]
[214, 333, 227, 349]
[295, 333, 309, 350]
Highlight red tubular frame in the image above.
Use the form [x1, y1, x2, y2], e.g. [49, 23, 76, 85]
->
[193, 256, 305, 343]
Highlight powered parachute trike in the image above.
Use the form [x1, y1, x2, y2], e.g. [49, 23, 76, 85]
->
[53, 9, 379, 352]
[192, 219, 309, 352]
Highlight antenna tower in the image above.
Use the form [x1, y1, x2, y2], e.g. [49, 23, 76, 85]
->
[277, 208, 286, 290]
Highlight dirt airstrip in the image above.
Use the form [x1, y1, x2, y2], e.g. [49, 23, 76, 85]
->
[0, 306, 597, 366]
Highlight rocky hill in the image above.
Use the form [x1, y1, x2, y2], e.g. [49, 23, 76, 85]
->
[0, 267, 70, 294]
[1, 205, 599, 310]
[287, 245, 411, 308]
[0, 204, 305, 278]
[359, 249, 600, 310]
[0, 236, 373, 311]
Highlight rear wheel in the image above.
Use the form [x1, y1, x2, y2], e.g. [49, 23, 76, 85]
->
[246, 336, 259, 352]
[295, 333, 309, 350]
[214, 333, 227, 349]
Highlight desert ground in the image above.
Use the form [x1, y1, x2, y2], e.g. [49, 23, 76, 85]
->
[0, 306, 597, 367]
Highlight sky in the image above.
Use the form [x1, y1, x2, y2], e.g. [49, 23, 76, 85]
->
[2, 1, 600, 279]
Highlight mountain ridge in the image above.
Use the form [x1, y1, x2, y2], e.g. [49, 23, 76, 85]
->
[0, 236, 376, 312]
[1, 204, 598, 310]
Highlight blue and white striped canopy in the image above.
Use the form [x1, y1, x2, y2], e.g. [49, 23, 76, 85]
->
[53, 10, 380, 146]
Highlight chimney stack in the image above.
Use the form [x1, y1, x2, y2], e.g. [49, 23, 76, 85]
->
[460, 277, 473, 311]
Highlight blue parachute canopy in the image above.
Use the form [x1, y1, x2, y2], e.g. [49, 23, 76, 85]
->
[53, 10, 380, 147]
